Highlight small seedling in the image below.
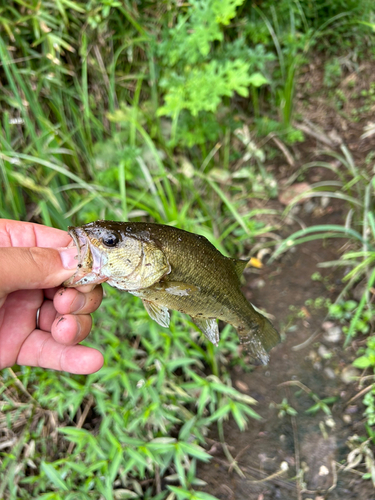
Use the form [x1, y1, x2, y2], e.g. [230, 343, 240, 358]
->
[271, 398, 298, 418]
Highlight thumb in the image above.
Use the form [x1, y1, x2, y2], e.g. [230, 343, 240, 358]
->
[0, 246, 78, 296]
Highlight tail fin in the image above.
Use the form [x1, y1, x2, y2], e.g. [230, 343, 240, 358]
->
[237, 313, 280, 365]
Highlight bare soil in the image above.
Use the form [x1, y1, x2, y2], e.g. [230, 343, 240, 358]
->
[199, 222, 373, 499]
[198, 57, 375, 499]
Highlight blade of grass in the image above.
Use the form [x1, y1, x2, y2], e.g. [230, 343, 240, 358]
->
[270, 224, 365, 262]
[345, 268, 375, 346]
[195, 172, 250, 235]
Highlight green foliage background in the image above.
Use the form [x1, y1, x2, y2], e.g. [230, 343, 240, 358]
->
[0, 0, 374, 498]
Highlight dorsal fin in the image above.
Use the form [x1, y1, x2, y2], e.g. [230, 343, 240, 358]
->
[232, 257, 263, 280]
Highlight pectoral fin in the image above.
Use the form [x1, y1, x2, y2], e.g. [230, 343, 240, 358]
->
[142, 299, 170, 328]
[191, 317, 219, 346]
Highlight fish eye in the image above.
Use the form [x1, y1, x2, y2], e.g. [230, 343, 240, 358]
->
[102, 233, 119, 247]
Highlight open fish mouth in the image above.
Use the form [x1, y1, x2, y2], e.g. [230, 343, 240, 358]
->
[63, 227, 107, 287]
[68, 227, 87, 264]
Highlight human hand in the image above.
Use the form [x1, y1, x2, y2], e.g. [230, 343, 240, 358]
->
[0, 219, 104, 374]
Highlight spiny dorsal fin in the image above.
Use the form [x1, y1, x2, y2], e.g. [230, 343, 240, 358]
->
[232, 257, 263, 280]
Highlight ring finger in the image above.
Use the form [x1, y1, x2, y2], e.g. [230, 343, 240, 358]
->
[38, 300, 57, 332]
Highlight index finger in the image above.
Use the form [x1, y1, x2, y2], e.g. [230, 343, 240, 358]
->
[0, 219, 72, 248]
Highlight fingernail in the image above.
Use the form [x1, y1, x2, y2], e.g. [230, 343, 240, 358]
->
[70, 293, 85, 313]
[59, 247, 78, 270]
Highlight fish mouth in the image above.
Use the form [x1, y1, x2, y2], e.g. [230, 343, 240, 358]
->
[69, 227, 87, 263]
[63, 227, 107, 287]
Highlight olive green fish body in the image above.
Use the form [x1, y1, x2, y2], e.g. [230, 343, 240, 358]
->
[64, 221, 279, 363]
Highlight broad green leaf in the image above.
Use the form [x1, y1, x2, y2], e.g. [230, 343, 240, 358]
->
[353, 356, 373, 369]
[248, 72, 269, 87]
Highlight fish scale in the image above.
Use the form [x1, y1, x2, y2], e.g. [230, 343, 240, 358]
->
[64, 220, 280, 364]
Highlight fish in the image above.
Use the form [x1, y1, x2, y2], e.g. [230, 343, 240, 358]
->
[63, 220, 280, 364]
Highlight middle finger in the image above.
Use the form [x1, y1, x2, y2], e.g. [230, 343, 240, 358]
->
[53, 285, 103, 315]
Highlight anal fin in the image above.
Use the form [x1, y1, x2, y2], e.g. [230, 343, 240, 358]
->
[191, 317, 219, 346]
[142, 299, 170, 328]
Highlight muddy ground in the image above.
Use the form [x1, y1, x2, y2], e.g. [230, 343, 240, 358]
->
[199, 220, 373, 499]
[198, 58, 375, 499]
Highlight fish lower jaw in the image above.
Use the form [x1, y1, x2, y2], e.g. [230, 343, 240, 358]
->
[63, 271, 108, 287]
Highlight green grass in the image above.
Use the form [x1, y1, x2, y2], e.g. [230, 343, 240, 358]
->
[1, 288, 262, 499]
[271, 145, 375, 331]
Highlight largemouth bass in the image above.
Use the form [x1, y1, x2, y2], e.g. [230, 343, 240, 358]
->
[64, 221, 279, 364]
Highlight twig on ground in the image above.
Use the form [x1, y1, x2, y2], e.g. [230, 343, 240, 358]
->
[294, 120, 340, 147]
[229, 444, 251, 473]
[220, 484, 235, 500]
[345, 383, 374, 406]
[291, 413, 302, 500]
[67, 394, 95, 455]
[212, 456, 297, 491]
[155, 465, 161, 494]
[292, 328, 322, 351]
[247, 462, 289, 484]
[217, 420, 246, 478]
[6, 368, 37, 404]
[271, 135, 295, 167]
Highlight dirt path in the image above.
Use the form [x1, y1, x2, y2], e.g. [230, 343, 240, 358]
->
[198, 208, 373, 499]
[196, 57, 375, 499]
